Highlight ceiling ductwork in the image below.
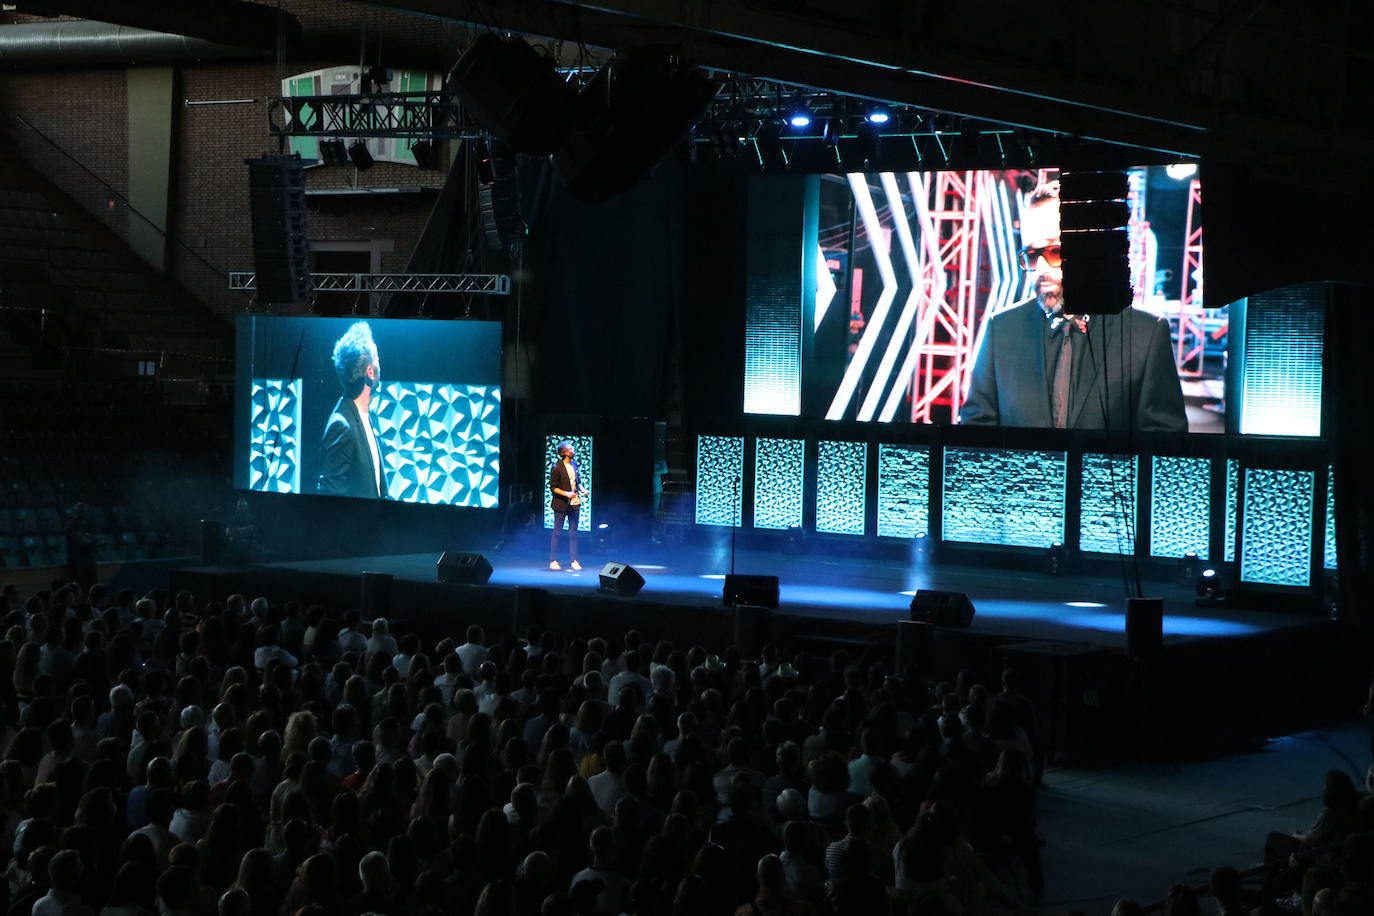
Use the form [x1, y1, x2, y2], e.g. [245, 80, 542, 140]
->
[0, 20, 280, 66]
[11, 0, 303, 53]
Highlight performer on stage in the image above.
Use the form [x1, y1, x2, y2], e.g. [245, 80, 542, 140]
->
[549, 441, 586, 570]
[317, 321, 390, 498]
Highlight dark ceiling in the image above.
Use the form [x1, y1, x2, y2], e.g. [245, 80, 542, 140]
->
[350, 0, 1373, 189]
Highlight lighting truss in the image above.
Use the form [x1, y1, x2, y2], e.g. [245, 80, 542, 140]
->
[229, 272, 511, 294]
[267, 92, 490, 140]
[701, 75, 1018, 143]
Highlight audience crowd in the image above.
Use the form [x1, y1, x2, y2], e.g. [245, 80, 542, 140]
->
[1, 577, 1368, 916]
[0, 579, 1049, 916]
[1106, 755, 1374, 916]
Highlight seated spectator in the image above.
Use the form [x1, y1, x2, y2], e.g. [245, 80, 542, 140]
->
[569, 825, 631, 914]
[1265, 770, 1361, 866]
[252, 627, 297, 672]
[736, 853, 810, 916]
[714, 737, 764, 806]
[806, 752, 851, 826]
[32, 848, 93, 916]
[337, 610, 367, 658]
[456, 625, 488, 676]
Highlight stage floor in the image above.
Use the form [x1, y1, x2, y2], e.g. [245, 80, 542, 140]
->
[250, 544, 1319, 650]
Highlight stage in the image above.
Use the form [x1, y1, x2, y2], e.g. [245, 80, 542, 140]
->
[169, 543, 1354, 757]
[183, 546, 1313, 645]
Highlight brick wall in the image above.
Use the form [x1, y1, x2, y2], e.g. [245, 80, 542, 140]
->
[174, 58, 449, 317]
[0, 67, 130, 239]
[3, 0, 466, 320]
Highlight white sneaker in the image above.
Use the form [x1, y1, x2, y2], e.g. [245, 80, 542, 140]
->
[570, 560, 582, 571]
[548, 560, 561, 570]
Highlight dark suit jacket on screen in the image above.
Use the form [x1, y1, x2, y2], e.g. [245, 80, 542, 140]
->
[549, 460, 583, 512]
[317, 397, 388, 498]
[959, 300, 1188, 432]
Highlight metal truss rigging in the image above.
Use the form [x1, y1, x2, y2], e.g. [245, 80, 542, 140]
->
[229, 272, 511, 294]
[267, 92, 489, 140]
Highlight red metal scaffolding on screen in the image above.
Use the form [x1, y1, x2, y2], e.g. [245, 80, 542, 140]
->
[1175, 178, 1208, 376]
[908, 171, 984, 423]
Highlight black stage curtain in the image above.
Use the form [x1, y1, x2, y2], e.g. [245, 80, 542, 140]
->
[1326, 284, 1374, 632]
[520, 158, 746, 420]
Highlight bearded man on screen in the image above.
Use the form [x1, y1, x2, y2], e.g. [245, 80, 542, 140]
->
[959, 182, 1187, 432]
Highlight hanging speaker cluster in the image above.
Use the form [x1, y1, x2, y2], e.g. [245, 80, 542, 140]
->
[1058, 169, 1132, 314]
[244, 155, 312, 305]
[449, 36, 719, 203]
[478, 138, 525, 256]
[448, 33, 576, 157]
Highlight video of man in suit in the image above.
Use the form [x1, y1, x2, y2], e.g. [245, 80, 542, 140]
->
[233, 316, 502, 506]
[798, 165, 1227, 433]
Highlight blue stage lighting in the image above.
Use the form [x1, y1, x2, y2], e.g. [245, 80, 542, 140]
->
[866, 107, 890, 125]
[787, 106, 812, 129]
[1195, 568, 1226, 607]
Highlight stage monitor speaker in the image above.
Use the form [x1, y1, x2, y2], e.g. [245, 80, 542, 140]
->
[1126, 597, 1163, 660]
[910, 590, 975, 627]
[598, 562, 645, 597]
[245, 156, 312, 304]
[436, 551, 493, 585]
[723, 574, 779, 609]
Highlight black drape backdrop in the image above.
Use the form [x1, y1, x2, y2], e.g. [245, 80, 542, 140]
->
[516, 158, 746, 423]
[1206, 165, 1373, 631]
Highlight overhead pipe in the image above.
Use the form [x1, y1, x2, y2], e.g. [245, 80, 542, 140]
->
[0, 21, 280, 66]
[15, 0, 302, 52]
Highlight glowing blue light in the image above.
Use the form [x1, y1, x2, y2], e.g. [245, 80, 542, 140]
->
[700, 574, 726, 580]
[788, 111, 812, 128]
[866, 109, 890, 125]
[1064, 612, 1264, 637]
[1065, 601, 1107, 608]
[1202, 569, 1216, 578]
[597, 523, 609, 529]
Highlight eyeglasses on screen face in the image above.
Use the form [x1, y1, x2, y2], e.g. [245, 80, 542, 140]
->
[1017, 245, 1062, 270]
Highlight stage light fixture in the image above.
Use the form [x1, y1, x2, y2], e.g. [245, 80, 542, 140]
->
[866, 105, 890, 125]
[319, 139, 349, 166]
[1047, 542, 1067, 575]
[787, 102, 812, 129]
[1166, 162, 1199, 181]
[409, 140, 440, 169]
[347, 139, 374, 171]
[1195, 568, 1226, 607]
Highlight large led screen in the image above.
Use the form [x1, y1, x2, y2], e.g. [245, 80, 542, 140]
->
[748, 165, 1230, 433]
[234, 316, 501, 507]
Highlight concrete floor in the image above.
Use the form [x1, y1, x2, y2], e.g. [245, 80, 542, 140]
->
[1036, 720, 1370, 914]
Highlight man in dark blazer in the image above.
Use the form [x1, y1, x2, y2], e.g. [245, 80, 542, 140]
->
[549, 440, 585, 570]
[317, 321, 390, 498]
[959, 183, 1187, 432]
